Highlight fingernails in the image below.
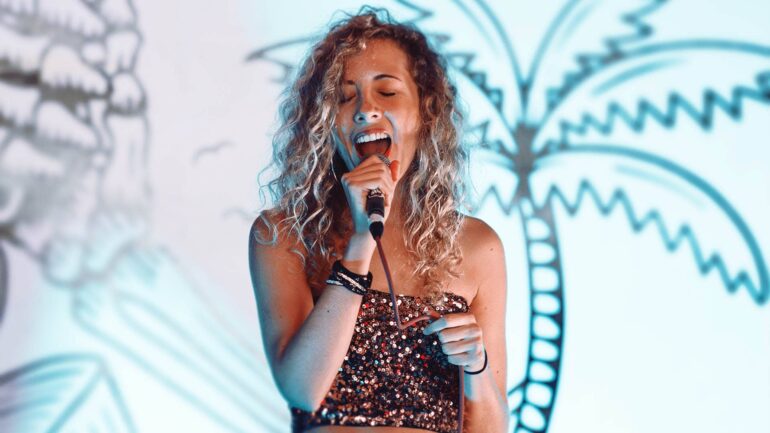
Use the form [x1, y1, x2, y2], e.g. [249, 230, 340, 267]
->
[391, 160, 400, 181]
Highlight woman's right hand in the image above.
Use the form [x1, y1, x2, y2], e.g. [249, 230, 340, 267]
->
[340, 155, 401, 235]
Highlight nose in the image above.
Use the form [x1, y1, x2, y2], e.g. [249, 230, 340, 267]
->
[353, 97, 381, 123]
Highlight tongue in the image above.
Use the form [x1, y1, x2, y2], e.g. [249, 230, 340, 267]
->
[357, 138, 390, 158]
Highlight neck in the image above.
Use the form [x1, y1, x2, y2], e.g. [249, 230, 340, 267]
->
[387, 187, 407, 228]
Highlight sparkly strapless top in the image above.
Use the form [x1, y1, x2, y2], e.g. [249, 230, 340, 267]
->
[291, 289, 469, 433]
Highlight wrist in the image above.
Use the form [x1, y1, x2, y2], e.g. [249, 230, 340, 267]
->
[342, 233, 376, 274]
[326, 260, 371, 296]
[463, 349, 488, 375]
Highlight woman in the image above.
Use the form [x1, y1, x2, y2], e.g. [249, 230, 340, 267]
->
[249, 9, 509, 433]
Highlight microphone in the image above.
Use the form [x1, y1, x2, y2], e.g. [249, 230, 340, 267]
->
[366, 154, 391, 239]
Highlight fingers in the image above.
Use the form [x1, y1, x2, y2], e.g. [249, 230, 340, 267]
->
[422, 313, 476, 335]
[333, 133, 400, 231]
[355, 155, 400, 182]
[431, 324, 482, 343]
[347, 160, 392, 177]
[422, 313, 482, 349]
[441, 339, 479, 356]
[421, 312, 485, 369]
[341, 170, 394, 191]
[390, 160, 400, 182]
[446, 351, 484, 367]
[341, 156, 395, 193]
[356, 153, 390, 170]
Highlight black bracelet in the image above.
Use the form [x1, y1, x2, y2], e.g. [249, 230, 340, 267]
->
[463, 349, 488, 375]
[325, 260, 372, 296]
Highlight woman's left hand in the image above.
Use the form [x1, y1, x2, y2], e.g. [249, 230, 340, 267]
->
[422, 312, 486, 372]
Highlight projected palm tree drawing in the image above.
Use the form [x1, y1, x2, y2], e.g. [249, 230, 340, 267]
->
[249, 0, 770, 431]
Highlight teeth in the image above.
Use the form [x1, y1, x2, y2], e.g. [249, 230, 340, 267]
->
[35, 101, 98, 149]
[110, 72, 144, 112]
[355, 132, 389, 144]
[99, 0, 136, 27]
[41, 45, 108, 94]
[105, 30, 139, 75]
[0, 136, 65, 178]
[37, 0, 106, 37]
[75, 102, 88, 120]
[0, 183, 24, 224]
[81, 41, 107, 66]
[0, 81, 39, 127]
[100, 113, 149, 207]
[0, 0, 34, 14]
[0, 25, 49, 73]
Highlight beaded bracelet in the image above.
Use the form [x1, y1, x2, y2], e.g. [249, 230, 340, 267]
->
[325, 260, 372, 296]
[463, 349, 488, 375]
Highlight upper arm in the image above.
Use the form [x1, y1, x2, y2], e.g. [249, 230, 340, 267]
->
[248, 210, 314, 375]
[467, 218, 508, 399]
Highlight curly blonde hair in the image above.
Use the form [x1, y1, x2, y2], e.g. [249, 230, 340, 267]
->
[254, 8, 470, 300]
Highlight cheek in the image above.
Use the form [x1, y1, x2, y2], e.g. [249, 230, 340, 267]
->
[332, 125, 353, 157]
[402, 114, 421, 140]
[406, 101, 422, 132]
[335, 106, 353, 129]
[390, 107, 420, 133]
[334, 123, 352, 146]
[408, 116, 421, 136]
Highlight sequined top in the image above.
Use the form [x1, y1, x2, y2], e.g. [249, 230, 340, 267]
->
[291, 289, 469, 433]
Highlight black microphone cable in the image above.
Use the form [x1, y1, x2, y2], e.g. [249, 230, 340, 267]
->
[365, 153, 465, 433]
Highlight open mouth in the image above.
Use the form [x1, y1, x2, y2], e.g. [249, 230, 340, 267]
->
[355, 135, 392, 159]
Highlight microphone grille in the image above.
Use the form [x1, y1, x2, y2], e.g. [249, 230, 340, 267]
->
[376, 153, 391, 167]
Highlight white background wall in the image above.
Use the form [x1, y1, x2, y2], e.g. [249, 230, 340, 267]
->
[1, 1, 768, 432]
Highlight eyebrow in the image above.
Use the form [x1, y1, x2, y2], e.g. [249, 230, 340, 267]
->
[343, 74, 402, 85]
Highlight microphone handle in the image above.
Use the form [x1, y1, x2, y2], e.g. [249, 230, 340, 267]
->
[364, 153, 390, 239]
[366, 188, 385, 239]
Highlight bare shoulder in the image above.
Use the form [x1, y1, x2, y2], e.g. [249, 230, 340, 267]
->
[250, 208, 304, 252]
[250, 207, 286, 243]
[459, 214, 504, 256]
[249, 207, 307, 278]
[458, 214, 506, 302]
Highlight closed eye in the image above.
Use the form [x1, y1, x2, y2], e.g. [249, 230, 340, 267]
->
[341, 91, 395, 103]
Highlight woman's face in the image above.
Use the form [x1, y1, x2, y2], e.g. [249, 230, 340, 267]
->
[332, 38, 421, 176]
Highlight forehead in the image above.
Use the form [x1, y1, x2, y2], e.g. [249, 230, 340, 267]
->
[342, 38, 412, 80]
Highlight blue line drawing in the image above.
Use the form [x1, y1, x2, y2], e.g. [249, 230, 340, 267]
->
[72, 246, 289, 432]
[0, 244, 6, 324]
[0, 354, 135, 433]
[192, 140, 236, 164]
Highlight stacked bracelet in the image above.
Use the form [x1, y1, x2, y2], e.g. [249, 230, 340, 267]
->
[325, 260, 372, 296]
[463, 349, 488, 375]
